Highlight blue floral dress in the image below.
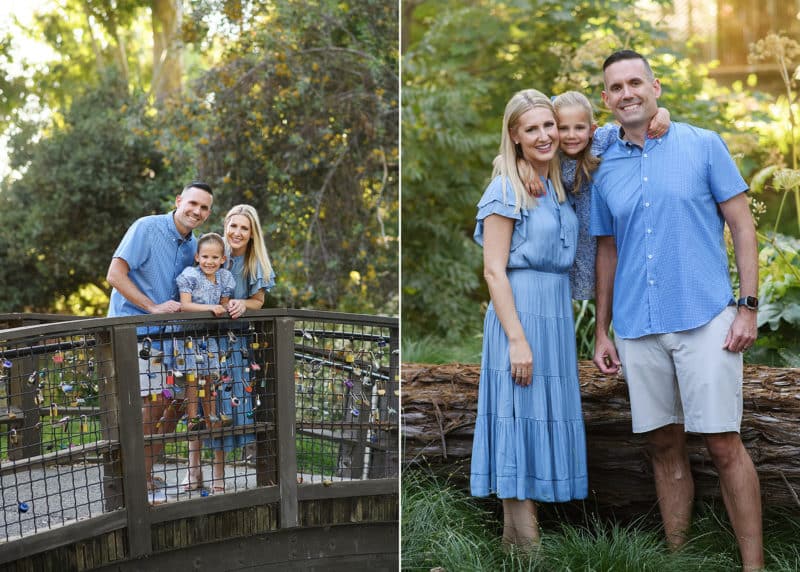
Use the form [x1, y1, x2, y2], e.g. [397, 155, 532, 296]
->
[469, 176, 588, 502]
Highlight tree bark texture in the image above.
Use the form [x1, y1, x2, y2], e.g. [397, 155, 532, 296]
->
[402, 362, 800, 510]
[151, 0, 183, 101]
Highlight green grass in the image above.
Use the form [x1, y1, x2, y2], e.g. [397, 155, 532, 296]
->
[402, 469, 800, 571]
[402, 334, 483, 364]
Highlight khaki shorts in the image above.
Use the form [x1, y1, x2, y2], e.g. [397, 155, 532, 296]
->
[617, 306, 743, 434]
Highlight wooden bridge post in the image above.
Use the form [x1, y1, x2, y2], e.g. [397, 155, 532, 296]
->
[97, 329, 124, 512]
[275, 317, 299, 528]
[112, 324, 152, 559]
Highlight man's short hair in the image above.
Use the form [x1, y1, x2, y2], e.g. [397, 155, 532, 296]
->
[602, 50, 654, 80]
[183, 181, 213, 195]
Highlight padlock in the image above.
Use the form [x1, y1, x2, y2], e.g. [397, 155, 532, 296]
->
[9, 428, 18, 445]
[251, 341, 260, 349]
[1, 358, 11, 368]
[255, 395, 262, 407]
[139, 338, 152, 359]
[344, 379, 354, 389]
[351, 408, 360, 417]
[87, 360, 95, 375]
[52, 351, 64, 364]
[377, 388, 386, 396]
[250, 362, 261, 371]
[80, 415, 88, 433]
[199, 389, 205, 398]
[49, 403, 58, 417]
[345, 352, 355, 364]
[231, 395, 240, 407]
[245, 384, 253, 393]
[187, 372, 195, 382]
[186, 337, 193, 350]
[28, 371, 37, 385]
[18, 502, 29, 513]
[166, 372, 174, 385]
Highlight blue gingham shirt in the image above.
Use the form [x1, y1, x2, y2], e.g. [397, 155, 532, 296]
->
[590, 122, 748, 339]
[108, 212, 197, 317]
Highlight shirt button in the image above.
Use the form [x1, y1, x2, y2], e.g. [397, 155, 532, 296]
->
[648, 254, 653, 259]
[643, 153, 648, 158]
[644, 202, 650, 207]
[643, 177, 648, 182]
[646, 228, 652, 234]
[649, 280, 655, 285]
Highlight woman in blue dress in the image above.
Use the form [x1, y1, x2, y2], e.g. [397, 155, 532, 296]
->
[469, 89, 587, 551]
[207, 205, 275, 492]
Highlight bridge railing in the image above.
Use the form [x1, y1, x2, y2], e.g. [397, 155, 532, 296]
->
[0, 309, 398, 567]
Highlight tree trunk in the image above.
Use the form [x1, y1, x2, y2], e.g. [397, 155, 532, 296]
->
[151, 0, 183, 101]
[402, 362, 800, 510]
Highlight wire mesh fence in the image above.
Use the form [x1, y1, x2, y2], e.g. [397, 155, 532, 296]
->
[133, 316, 277, 504]
[293, 317, 399, 483]
[0, 329, 120, 542]
[0, 310, 398, 546]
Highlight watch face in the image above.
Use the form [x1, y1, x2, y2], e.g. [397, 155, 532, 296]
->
[746, 296, 758, 308]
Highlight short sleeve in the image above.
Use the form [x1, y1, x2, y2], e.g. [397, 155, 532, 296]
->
[220, 269, 236, 298]
[113, 218, 151, 270]
[590, 182, 614, 237]
[474, 176, 528, 251]
[706, 132, 748, 203]
[247, 263, 275, 296]
[176, 267, 197, 294]
[591, 123, 619, 157]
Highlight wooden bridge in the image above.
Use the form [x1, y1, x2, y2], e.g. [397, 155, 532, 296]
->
[0, 310, 398, 571]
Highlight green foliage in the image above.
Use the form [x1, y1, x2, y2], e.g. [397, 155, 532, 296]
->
[0, 0, 398, 317]
[0, 73, 183, 312]
[401, 0, 730, 342]
[175, 0, 399, 314]
[402, 468, 800, 571]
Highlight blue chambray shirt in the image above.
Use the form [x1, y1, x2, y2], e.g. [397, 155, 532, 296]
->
[590, 122, 748, 339]
[108, 212, 197, 317]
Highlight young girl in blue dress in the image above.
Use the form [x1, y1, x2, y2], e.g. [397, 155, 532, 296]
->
[177, 232, 236, 491]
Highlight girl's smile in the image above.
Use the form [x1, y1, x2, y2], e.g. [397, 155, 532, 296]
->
[556, 105, 596, 159]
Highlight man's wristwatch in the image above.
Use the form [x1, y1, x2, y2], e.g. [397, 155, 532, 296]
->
[737, 296, 759, 310]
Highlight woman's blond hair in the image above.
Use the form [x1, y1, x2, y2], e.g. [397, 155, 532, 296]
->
[553, 91, 601, 194]
[224, 204, 273, 285]
[492, 89, 565, 211]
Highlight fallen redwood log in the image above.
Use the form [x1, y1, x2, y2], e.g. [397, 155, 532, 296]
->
[402, 361, 800, 510]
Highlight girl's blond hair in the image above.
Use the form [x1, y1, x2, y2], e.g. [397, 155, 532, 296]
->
[492, 89, 565, 211]
[553, 91, 601, 194]
[224, 204, 273, 285]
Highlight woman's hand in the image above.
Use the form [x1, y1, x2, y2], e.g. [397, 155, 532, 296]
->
[509, 338, 533, 386]
[227, 299, 247, 319]
[211, 304, 227, 317]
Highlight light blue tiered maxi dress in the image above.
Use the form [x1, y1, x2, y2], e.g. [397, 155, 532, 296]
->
[469, 176, 588, 502]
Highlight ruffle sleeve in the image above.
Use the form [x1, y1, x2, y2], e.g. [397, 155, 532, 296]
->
[176, 267, 198, 294]
[247, 265, 276, 297]
[474, 176, 528, 252]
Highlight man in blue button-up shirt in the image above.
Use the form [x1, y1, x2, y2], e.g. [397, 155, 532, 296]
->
[107, 182, 214, 495]
[590, 51, 762, 570]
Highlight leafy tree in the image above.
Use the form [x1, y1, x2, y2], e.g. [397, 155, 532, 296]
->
[0, 73, 184, 313]
[0, 0, 398, 317]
